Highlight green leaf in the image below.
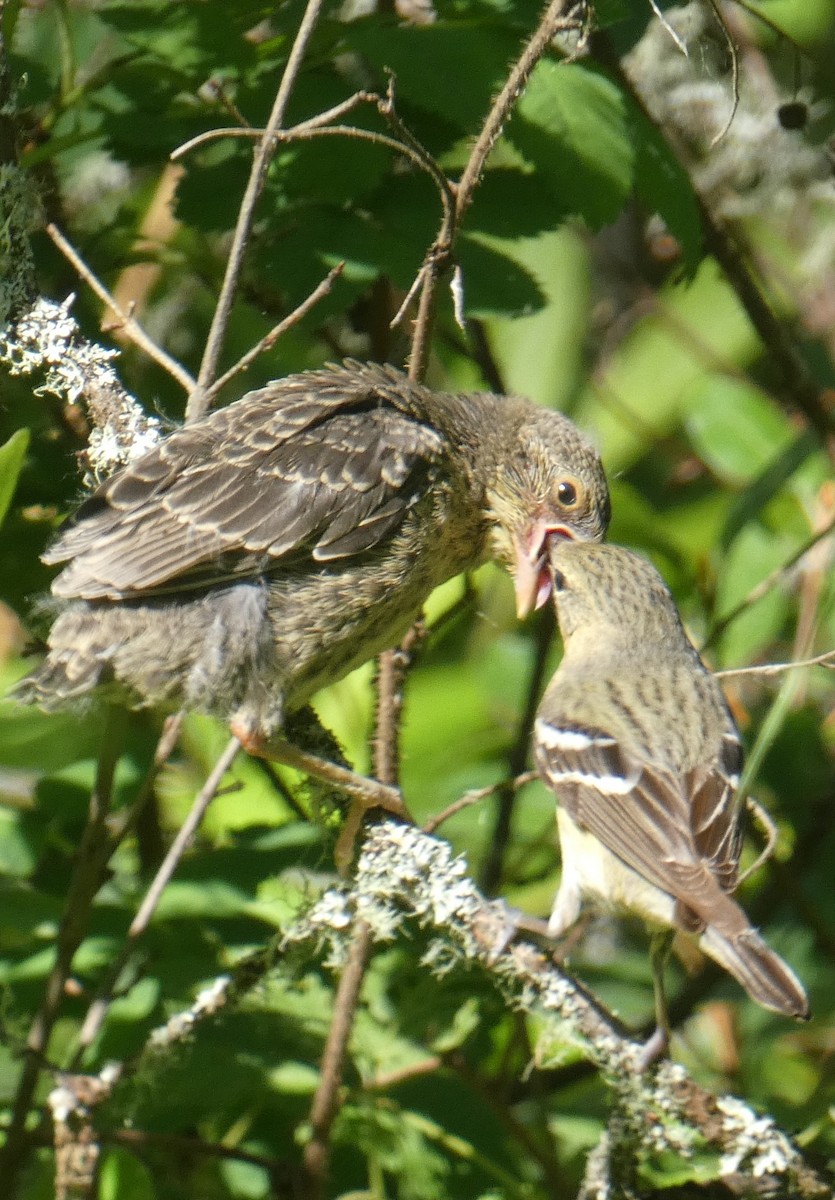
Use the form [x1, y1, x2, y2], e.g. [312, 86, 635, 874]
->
[0, 682, 100, 772]
[466, 168, 562, 240]
[346, 21, 520, 130]
[721, 428, 821, 547]
[457, 234, 545, 317]
[632, 107, 702, 271]
[715, 525, 792, 665]
[99, 1148, 155, 1200]
[508, 62, 634, 229]
[0, 809, 38, 877]
[684, 377, 795, 486]
[0, 429, 29, 529]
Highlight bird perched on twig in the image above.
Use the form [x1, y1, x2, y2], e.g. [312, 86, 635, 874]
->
[533, 541, 808, 1064]
[19, 360, 610, 753]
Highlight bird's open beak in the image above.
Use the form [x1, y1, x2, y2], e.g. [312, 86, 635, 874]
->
[513, 522, 574, 618]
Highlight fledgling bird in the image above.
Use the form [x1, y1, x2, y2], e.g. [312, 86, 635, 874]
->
[533, 541, 808, 1061]
[18, 360, 610, 748]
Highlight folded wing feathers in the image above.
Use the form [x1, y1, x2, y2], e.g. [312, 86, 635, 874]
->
[536, 716, 751, 932]
[45, 365, 450, 600]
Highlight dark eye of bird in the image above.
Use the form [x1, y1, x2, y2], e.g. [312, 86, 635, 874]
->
[777, 100, 808, 131]
[557, 480, 578, 508]
[552, 569, 567, 592]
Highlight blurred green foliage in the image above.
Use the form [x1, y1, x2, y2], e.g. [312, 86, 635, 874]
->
[0, 0, 834, 1196]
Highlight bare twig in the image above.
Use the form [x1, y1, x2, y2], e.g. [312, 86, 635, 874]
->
[129, 736, 241, 934]
[706, 0, 740, 148]
[111, 1127, 289, 1176]
[302, 922, 373, 1198]
[378, 73, 456, 220]
[301, 625, 422, 1198]
[595, 33, 835, 444]
[455, 0, 574, 221]
[704, 513, 835, 649]
[264, 738, 409, 819]
[0, 707, 127, 1192]
[716, 648, 835, 679]
[734, 503, 831, 810]
[201, 263, 344, 404]
[188, 0, 326, 418]
[74, 731, 239, 1058]
[45, 223, 197, 394]
[481, 606, 554, 896]
[423, 772, 538, 835]
[171, 92, 376, 161]
[648, 0, 689, 56]
[406, 0, 584, 378]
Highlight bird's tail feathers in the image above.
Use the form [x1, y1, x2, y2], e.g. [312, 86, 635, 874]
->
[699, 924, 809, 1020]
[10, 652, 107, 705]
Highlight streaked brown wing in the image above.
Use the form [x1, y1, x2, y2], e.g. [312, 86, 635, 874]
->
[45, 366, 448, 600]
[534, 716, 744, 919]
[686, 725, 743, 894]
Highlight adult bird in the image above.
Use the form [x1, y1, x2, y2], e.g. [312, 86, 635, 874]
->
[20, 361, 610, 765]
[533, 541, 808, 1064]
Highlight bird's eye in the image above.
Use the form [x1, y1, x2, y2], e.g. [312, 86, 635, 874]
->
[777, 100, 808, 130]
[556, 480, 578, 508]
[552, 569, 567, 592]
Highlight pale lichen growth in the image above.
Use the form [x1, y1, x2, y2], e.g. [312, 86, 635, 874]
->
[283, 820, 822, 1195]
[147, 973, 233, 1051]
[0, 294, 161, 480]
[717, 1094, 800, 1179]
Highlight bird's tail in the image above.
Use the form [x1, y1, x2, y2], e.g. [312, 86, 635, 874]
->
[11, 603, 157, 710]
[699, 922, 809, 1019]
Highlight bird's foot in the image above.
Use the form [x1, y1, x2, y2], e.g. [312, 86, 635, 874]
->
[231, 720, 412, 874]
[233, 723, 409, 815]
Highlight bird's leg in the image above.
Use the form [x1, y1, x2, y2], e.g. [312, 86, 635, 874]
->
[231, 723, 412, 821]
[639, 930, 675, 1070]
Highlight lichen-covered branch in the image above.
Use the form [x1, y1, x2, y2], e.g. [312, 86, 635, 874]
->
[285, 821, 830, 1199]
[0, 295, 161, 480]
[0, 34, 160, 481]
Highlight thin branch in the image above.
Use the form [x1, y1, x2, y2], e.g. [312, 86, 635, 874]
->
[177, 120, 448, 180]
[128, 736, 241, 935]
[423, 772, 538, 835]
[110, 1128, 290, 1176]
[264, 738, 409, 819]
[301, 922, 373, 1198]
[734, 519, 829, 809]
[406, 0, 585, 378]
[201, 263, 344, 404]
[188, 0, 326, 418]
[45, 223, 197, 394]
[363, 1055, 444, 1092]
[289, 820, 830, 1198]
[301, 625, 422, 1199]
[706, 0, 740, 148]
[704, 513, 835, 649]
[481, 606, 554, 896]
[716, 648, 835, 679]
[171, 92, 376, 161]
[648, 0, 689, 56]
[74, 732, 239, 1058]
[594, 33, 835, 444]
[0, 706, 127, 1192]
[455, 0, 574, 221]
[378, 73, 456, 219]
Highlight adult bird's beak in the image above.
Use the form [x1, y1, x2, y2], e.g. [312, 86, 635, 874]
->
[513, 522, 574, 618]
